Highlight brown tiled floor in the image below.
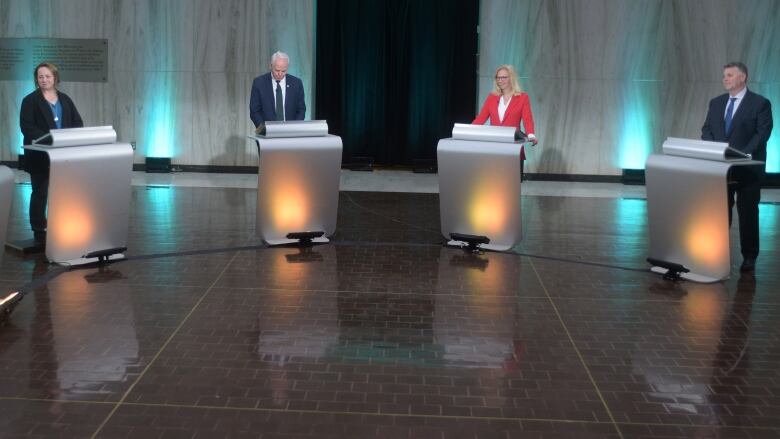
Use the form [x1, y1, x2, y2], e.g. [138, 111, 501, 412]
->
[1, 185, 779, 438]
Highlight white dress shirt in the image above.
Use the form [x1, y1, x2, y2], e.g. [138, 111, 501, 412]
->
[497, 93, 536, 140]
[725, 86, 747, 119]
[498, 95, 511, 123]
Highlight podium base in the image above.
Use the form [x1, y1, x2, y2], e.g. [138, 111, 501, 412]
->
[54, 253, 126, 267]
[5, 239, 45, 254]
[650, 266, 724, 283]
[265, 237, 329, 246]
[446, 240, 511, 252]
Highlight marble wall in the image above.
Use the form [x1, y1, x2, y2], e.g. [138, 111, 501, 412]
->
[0, 0, 314, 167]
[479, 0, 780, 175]
[2, 0, 777, 175]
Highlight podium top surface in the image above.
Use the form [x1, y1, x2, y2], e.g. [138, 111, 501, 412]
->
[647, 153, 764, 170]
[255, 120, 329, 138]
[24, 143, 129, 153]
[31, 126, 117, 148]
[662, 137, 757, 162]
[451, 123, 518, 143]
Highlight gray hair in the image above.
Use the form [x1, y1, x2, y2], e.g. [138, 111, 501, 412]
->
[724, 62, 748, 81]
[271, 51, 290, 65]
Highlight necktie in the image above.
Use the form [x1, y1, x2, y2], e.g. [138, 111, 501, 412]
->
[275, 80, 284, 121]
[724, 97, 736, 136]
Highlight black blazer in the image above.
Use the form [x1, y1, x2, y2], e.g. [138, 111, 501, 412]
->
[20, 89, 84, 173]
[701, 89, 773, 163]
[249, 73, 306, 127]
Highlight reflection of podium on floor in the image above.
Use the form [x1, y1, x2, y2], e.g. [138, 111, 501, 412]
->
[646, 137, 764, 282]
[249, 121, 342, 246]
[437, 124, 523, 251]
[22, 126, 134, 265]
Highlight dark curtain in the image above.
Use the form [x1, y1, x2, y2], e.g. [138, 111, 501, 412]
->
[316, 0, 478, 165]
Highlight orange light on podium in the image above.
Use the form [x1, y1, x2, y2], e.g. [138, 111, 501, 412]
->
[51, 201, 95, 250]
[269, 183, 309, 232]
[251, 120, 342, 246]
[438, 124, 522, 252]
[467, 177, 509, 237]
[684, 213, 728, 272]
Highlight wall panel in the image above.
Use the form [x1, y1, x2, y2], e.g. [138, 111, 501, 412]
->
[0, 0, 314, 166]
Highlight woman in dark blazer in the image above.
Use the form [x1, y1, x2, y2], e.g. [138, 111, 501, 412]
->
[20, 62, 83, 243]
[473, 64, 538, 178]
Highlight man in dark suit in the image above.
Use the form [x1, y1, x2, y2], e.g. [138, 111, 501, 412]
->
[249, 51, 306, 131]
[702, 62, 773, 272]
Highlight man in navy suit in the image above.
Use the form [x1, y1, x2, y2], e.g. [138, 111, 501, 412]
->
[702, 62, 773, 272]
[249, 51, 306, 131]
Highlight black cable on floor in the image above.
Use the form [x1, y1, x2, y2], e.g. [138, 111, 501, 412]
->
[507, 249, 652, 274]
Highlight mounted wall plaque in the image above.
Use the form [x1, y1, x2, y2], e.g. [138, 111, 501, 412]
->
[0, 38, 108, 82]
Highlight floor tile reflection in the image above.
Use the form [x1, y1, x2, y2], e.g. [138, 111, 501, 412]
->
[128, 275, 609, 422]
[0, 269, 208, 402]
[1, 186, 779, 438]
[98, 404, 624, 439]
[555, 276, 780, 430]
[0, 399, 112, 439]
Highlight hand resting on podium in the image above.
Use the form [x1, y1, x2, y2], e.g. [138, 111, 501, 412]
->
[515, 129, 538, 145]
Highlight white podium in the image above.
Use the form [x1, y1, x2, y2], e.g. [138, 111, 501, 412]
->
[249, 121, 342, 245]
[0, 166, 14, 264]
[24, 126, 133, 265]
[0, 165, 22, 316]
[437, 124, 523, 251]
[646, 137, 764, 282]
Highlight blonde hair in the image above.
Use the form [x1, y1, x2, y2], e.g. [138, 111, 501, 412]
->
[34, 62, 60, 89]
[492, 64, 523, 95]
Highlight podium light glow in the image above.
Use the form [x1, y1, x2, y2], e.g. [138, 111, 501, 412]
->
[467, 177, 509, 236]
[52, 201, 94, 249]
[270, 179, 310, 232]
[684, 213, 728, 271]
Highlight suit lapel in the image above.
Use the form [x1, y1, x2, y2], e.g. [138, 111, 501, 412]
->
[710, 94, 728, 138]
[60, 95, 71, 125]
[494, 94, 513, 124]
[728, 90, 752, 135]
[285, 81, 292, 120]
[266, 74, 278, 120]
[34, 91, 56, 129]
[503, 95, 515, 113]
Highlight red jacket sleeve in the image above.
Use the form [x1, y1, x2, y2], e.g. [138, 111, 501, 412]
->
[472, 96, 492, 124]
[520, 94, 535, 134]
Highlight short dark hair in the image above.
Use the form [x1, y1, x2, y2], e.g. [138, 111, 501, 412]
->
[34, 62, 60, 88]
[723, 62, 748, 80]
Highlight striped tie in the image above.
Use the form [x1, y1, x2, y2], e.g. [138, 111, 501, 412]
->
[724, 97, 736, 136]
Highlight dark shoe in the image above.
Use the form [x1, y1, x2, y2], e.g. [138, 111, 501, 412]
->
[740, 258, 756, 272]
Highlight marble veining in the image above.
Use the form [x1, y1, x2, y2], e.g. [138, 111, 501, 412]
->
[479, 0, 780, 175]
[0, 0, 314, 165]
[1, 0, 777, 173]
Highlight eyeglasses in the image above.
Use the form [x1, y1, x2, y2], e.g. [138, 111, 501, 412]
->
[495, 76, 509, 80]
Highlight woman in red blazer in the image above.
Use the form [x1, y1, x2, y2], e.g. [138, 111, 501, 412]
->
[472, 65, 537, 177]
